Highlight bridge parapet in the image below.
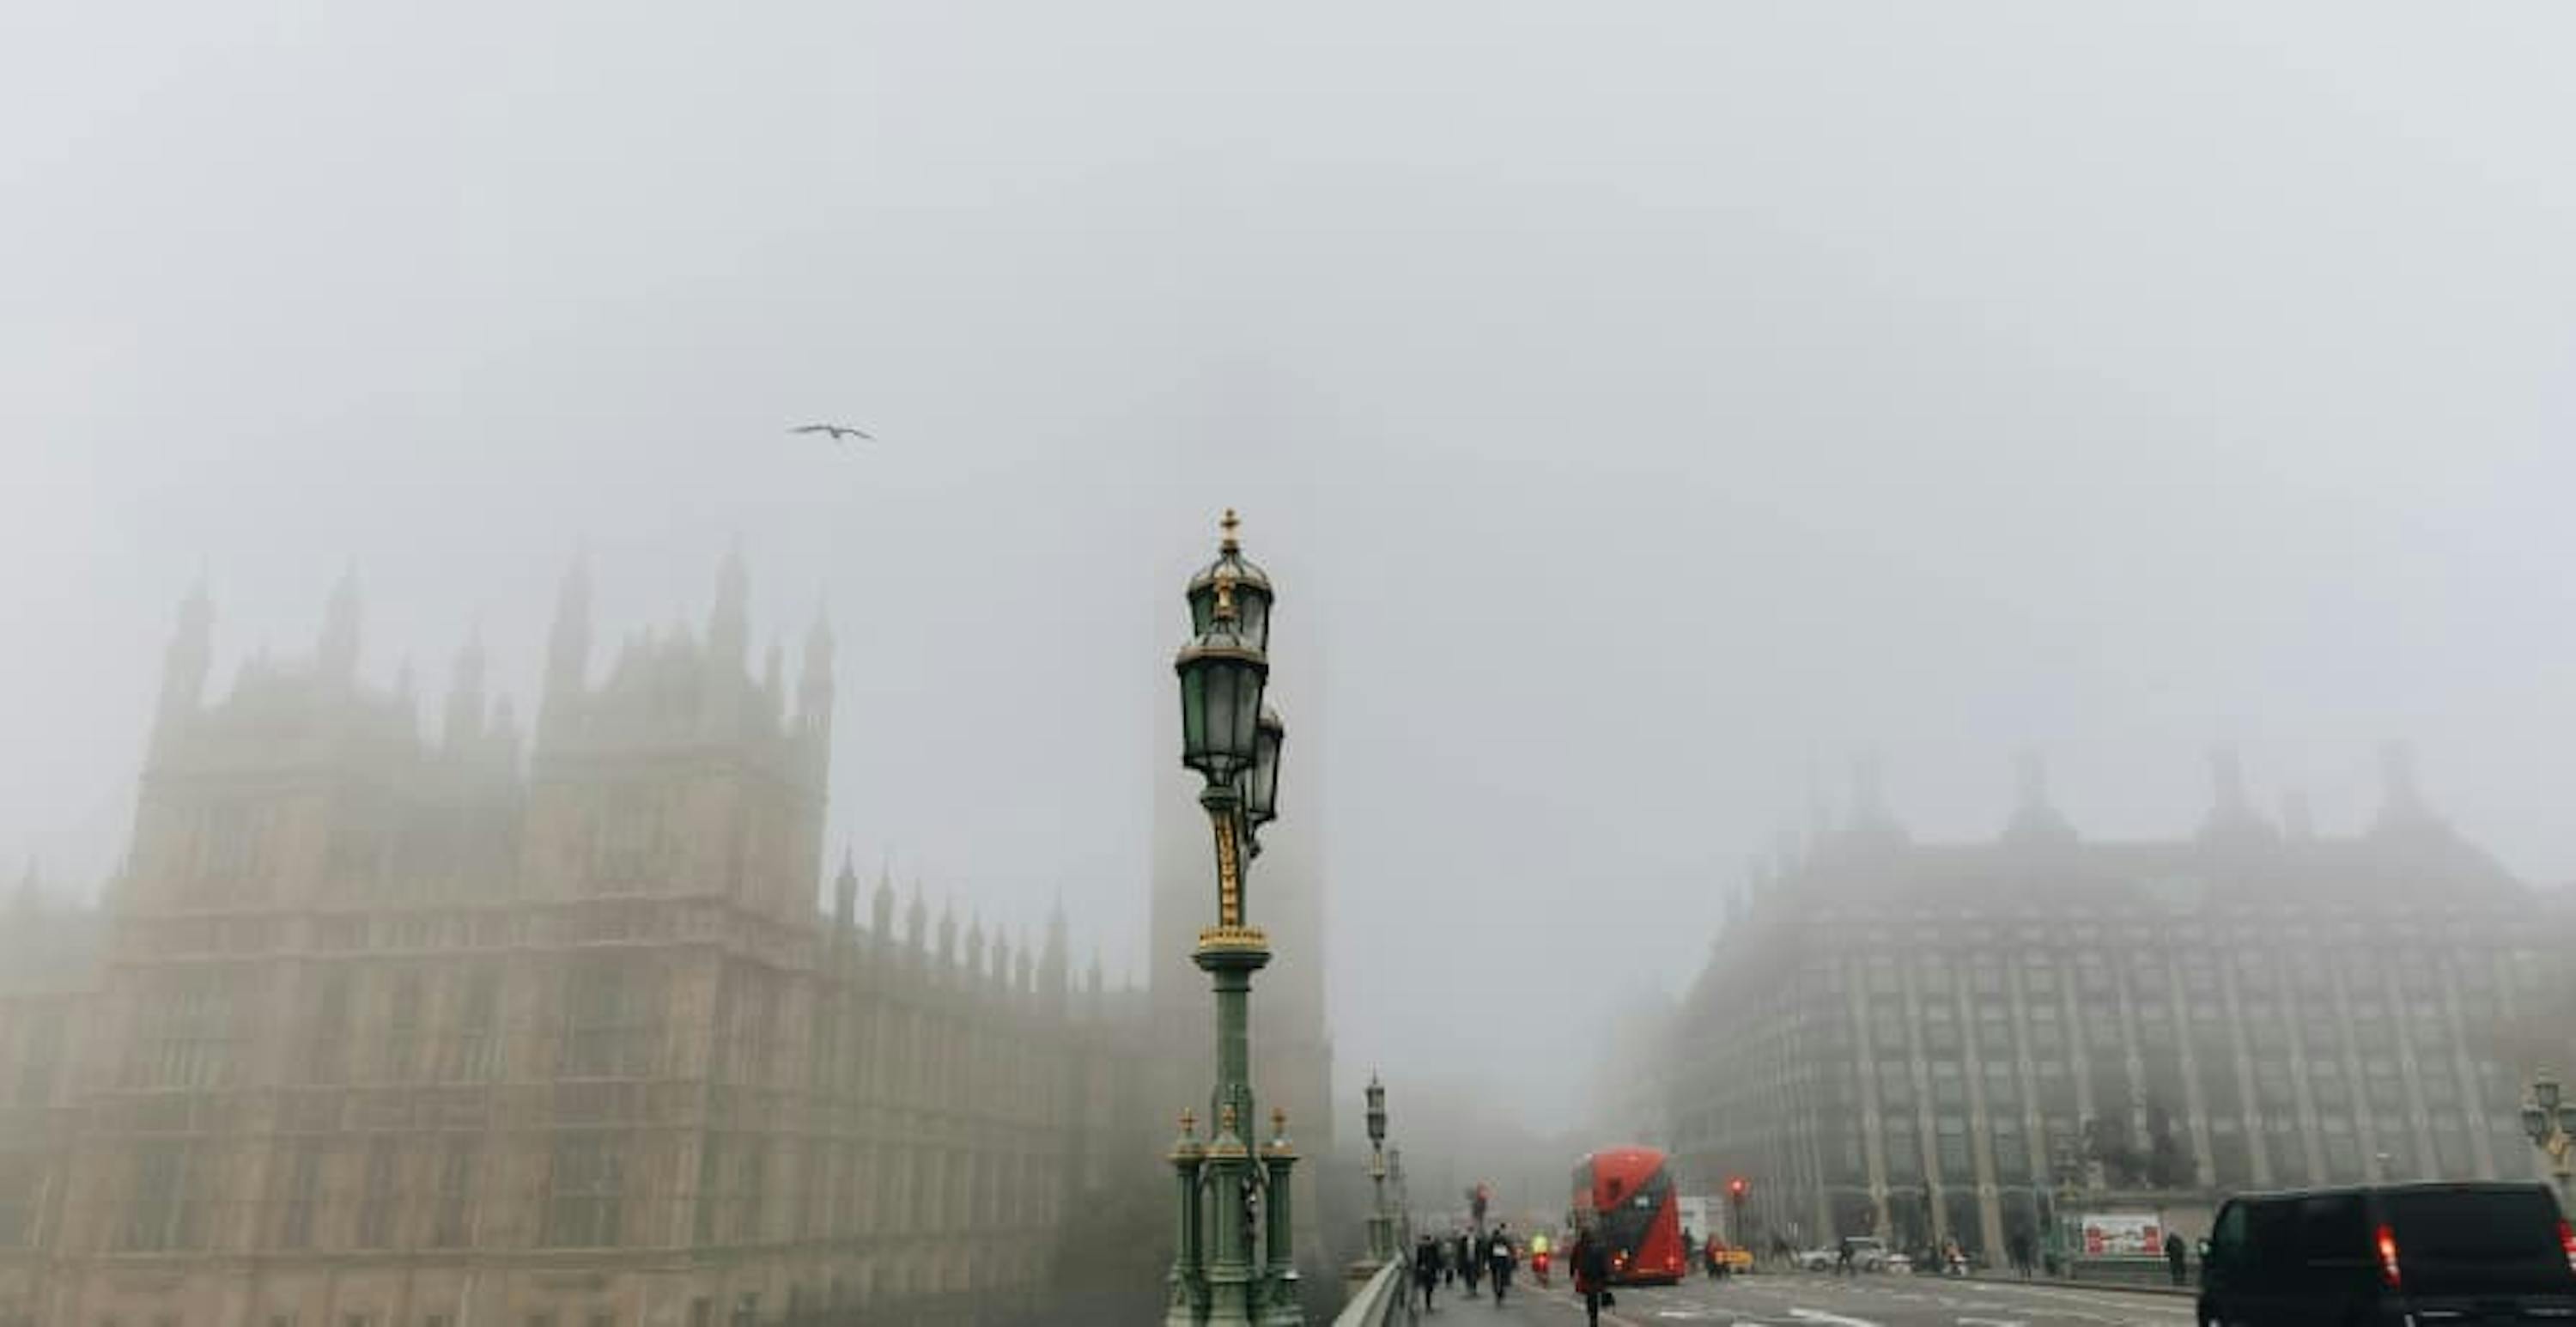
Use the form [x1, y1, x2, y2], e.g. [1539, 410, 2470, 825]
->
[1328, 1258, 1412, 1327]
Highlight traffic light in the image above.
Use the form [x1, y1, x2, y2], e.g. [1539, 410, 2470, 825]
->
[1727, 1177, 1749, 1206]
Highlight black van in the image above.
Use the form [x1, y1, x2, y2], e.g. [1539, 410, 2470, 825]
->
[2200, 1183, 2576, 1325]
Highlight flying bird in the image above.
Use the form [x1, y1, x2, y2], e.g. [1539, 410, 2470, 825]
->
[790, 423, 873, 443]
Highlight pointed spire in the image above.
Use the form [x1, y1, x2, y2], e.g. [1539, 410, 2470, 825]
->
[2003, 749, 2076, 844]
[1042, 892, 1071, 1001]
[153, 575, 215, 756]
[872, 857, 896, 938]
[2199, 745, 2276, 844]
[905, 880, 928, 953]
[176, 569, 212, 641]
[937, 895, 957, 964]
[1846, 752, 1905, 844]
[442, 623, 488, 752]
[2372, 740, 2442, 833]
[798, 600, 835, 730]
[833, 847, 859, 928]
[318, 564, 361, 681]
[539, 551, 592, 749]
[709, 539, 750, 665]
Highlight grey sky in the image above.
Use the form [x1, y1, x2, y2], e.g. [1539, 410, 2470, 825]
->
[5, 3, 2573, 1129]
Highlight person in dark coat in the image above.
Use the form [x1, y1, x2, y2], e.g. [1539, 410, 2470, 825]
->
[1487, 1223, 1517, 1304]
[2165, 1231, 2189, 1286]
[1571, 1225, 1613, 1327]
[1413, 1233, 1443, 1312]
[1459, 1230, 1480, 1294]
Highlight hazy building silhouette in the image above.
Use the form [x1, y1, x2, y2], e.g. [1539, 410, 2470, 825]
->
[0, 560, 1153, 1327]
[1669, 751, 2571, 1261]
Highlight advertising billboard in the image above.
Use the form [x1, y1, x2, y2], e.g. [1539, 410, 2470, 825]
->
[2078, 1213, 2164, 1257]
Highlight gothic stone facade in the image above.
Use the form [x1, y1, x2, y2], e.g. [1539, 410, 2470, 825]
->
[1668, 757, 2571, 1261]
[0, 561, 1151, 1327]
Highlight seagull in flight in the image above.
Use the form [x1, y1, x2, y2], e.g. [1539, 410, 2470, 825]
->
[790, 423, 874, 444]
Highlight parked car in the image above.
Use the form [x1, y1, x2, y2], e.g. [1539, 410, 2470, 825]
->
[2199, 1183, 2576, 1326]
[1793, 1237, 1900, 1272]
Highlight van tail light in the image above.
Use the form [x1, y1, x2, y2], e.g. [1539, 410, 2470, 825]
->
[2375, 1223, 2402, 1290]
[2558, 1220, 2576, 1276]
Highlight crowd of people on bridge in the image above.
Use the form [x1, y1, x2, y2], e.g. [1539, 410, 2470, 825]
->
[1410, 1223, 1526, 1312]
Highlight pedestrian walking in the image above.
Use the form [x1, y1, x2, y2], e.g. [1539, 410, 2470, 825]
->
[2165, 1231, 2189, 1286]
[1414, 1233, 1443, 1312]
[1834, 1235, 1856, 1277]
[1459, 1231, 1480, 1296]
[1487, 1223, 1517, 1305]
[2008, 1228, 2034, 1281]
[1572, 1225, 1613, 1327]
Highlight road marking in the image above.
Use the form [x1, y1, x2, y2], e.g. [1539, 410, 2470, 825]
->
[1787, 1309, 1885, 1327]
[1958, 1318, 2028, 1327]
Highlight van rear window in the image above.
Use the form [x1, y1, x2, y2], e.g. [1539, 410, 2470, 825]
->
[2383, 1190, 2561, 1261]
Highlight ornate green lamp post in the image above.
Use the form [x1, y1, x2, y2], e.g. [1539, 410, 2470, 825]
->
[1364, 1074, 1393, 1264]
[1169, 510, 1301, 1327]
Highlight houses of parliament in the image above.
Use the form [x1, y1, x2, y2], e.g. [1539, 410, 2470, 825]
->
[0, 556, 1164, 1327]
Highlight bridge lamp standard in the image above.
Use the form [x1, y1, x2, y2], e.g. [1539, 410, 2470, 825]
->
[1364, 1074, 1393, 1264]
[2520, 1068, 2576, 1202]
[1167, 510, 1302, 1327]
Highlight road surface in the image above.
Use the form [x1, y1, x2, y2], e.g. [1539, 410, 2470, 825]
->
[1409, 1271, 2194, 1327]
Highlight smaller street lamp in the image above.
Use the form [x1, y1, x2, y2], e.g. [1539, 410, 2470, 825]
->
[1364, 1074, 1394, 1264]
[1388, 1147, 1409, 1245]
[2522, 1068, 2576, 1198]
[1240, 703, 1284, 855]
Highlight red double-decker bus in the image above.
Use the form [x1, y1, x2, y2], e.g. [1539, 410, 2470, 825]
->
[1571, 1146, 1685, 1285]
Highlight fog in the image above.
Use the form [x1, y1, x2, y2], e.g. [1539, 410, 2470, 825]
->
[8, 1, 2576, 1144]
